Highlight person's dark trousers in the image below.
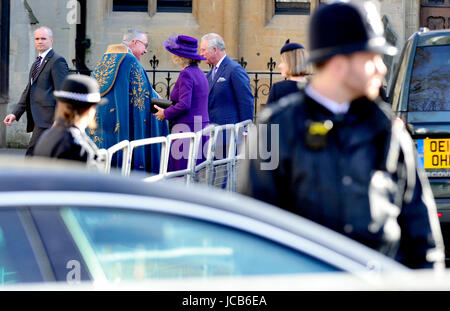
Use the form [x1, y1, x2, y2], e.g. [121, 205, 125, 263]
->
[26, 126, 47, 156]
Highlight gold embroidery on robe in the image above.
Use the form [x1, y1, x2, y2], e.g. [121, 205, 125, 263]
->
[92, 54, 118, 90]
[92, 47, 126, 97]
[105, 44, 129, 54]
[92, 136, 103, 147]
[129, 63, 150, 112]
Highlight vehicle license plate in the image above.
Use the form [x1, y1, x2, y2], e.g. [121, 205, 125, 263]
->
[417, 139, 450, 169]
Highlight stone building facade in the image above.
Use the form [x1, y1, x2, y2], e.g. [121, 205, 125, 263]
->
[0, 0, 434, 147]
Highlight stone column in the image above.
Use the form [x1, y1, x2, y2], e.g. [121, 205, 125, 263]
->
[223, 0, 239, 59]
[404, 0, 420, 41]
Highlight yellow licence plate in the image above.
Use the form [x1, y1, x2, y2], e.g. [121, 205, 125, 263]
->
[423, 139, 450, 169]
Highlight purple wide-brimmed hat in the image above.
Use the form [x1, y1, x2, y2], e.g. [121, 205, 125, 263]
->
[163, 34, 206, 61]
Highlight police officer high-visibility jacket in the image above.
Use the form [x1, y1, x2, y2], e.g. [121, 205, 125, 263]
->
[238, 90, 445, 270]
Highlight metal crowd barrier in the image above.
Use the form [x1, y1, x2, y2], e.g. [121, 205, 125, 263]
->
[209, 124, 236, 191]
[163, 132, 197, 183]
[191, 124, 216, 185]
[101, 120, 255, 191]
[125, 136, 168, 177]
[98, 140, 130, 175]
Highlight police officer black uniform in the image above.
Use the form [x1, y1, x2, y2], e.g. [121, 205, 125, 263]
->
[239, 1, 445, 270]
[33, 74, 107, 170]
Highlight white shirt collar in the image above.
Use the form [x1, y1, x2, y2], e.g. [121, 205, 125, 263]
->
[305, 84, 350, 115]
[214, 54, 227, 70]
[39, 48, 52, 60]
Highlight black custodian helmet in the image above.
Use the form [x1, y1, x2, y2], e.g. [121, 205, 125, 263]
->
[54, 74, 108, 106]
[307, 0, 397, 64]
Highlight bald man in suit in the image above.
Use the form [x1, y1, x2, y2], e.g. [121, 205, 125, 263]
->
[4, 26, 69, 155]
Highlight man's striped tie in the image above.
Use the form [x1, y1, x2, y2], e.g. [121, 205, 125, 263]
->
[31, 56, 42, 82]
[211, 66, 218, 81]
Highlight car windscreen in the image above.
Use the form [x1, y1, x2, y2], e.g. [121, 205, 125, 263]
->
[408, 44, 450, 112]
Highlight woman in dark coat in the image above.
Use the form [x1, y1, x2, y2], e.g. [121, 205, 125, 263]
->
[33, 74, 107, 168]
[153, 35, 210, 172]
[266, 40, 311, 105]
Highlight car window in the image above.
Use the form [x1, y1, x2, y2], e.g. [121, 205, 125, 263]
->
[61, 207, 338, 282]
[408, 44, 450, 112]
[0, 209, 44, 285]
[389, 39, 412, 112]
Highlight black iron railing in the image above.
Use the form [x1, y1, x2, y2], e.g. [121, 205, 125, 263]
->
[69, 55, 284, 114]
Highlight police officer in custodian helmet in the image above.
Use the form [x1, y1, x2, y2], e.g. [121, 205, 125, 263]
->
[239, 0, 445, 270]
[33, 74, 107, 168]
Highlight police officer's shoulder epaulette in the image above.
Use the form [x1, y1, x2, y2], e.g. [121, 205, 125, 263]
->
[257, 92, 304, 124]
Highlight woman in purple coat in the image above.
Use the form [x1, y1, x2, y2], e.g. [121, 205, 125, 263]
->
[153, 35, 210, 172]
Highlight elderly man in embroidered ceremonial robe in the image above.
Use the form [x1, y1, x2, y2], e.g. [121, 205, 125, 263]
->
[89, 29, 169, 174]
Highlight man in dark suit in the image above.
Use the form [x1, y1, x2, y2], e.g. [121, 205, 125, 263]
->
[200, 33, 254, 160]
[200, 33, 254, 126]
[4, 26, 68, 156]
